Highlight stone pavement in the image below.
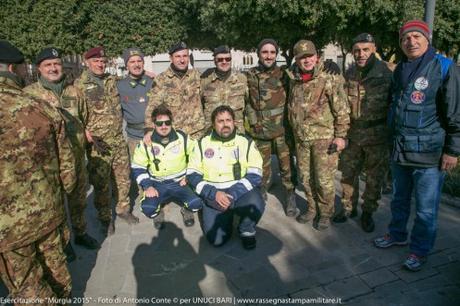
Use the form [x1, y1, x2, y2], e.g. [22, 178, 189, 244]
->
[1, 166, 460, 306]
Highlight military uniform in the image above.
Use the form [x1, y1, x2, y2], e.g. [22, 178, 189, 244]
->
[287, 62, 350, 222]
[74, 70, 131, 223]
[187, 130, 265, 248]
[201, 68, 248, 131]
[246, 65, 294, 193]
[340, 58, 393, 216]
[131, 129, 202, 219]
[145, 67, 205, 139]
[0, 72, 76, 300]
[24, 78, 89, 236]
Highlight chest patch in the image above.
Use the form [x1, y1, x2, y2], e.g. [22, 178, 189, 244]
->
[152, 146, 161, 156]
[414, 77, 429, 91]
[204, 148, 215, 159]
[410, 91, 425, 104]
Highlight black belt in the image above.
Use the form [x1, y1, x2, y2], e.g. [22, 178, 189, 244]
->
[126, 122, 145, 130]
[352, 118, 386, 128]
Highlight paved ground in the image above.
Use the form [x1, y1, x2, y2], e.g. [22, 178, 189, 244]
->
[2, 166, 460, 306]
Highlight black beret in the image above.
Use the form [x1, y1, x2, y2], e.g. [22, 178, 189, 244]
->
[257, 38, 279, 54]
[213, 45, 231, 56]
[352, 33, 375, 45]
[0, 40, 24, 64]
[168, 41, 188, 55]
[35, 47, 61, 65]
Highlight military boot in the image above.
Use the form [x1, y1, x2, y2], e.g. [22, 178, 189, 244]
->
[101, 220, 115, 236]
[285, 190, 299, 217]
[314, 217, 331, 231]
[260, 187, 268, 201]
[296, 209, 316, 224]
[361, 211, 375, 233]
[117, 212, 140, 224]
[75, 233, 100, 249]
[181, 207, 195, 227]
[332, 210, 348, 223]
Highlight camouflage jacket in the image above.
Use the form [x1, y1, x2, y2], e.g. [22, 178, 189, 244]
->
[246, 65, 287, 140]
[286, 62, 350, 142]
[24, 78, 88, 154]
[0, 75, 76, 252]
[201, 68, 248, 132]
[145, 67, 205, 138]
[74, 70, 125, 147]
[344, 59, 393, 145]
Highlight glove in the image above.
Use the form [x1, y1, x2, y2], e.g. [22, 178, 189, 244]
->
[92, 136, 111, 156]
[323, 60, 341, 75]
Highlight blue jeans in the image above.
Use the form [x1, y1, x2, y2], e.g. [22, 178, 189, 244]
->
[201, 188, 265, 247]
[141, 180, 203, 218]
[388, 162, 446, 256]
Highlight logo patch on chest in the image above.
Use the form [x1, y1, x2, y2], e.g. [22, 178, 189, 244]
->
[414, 77, 429, 91]
[410, 91, 425, 104]
[152, 146, 161, 156]
[204, 148, 215, 159]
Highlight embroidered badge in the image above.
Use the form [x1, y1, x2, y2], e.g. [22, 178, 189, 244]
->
[410, 91, 425, 104]
[52, 49, 59, 57]
[152, 146, 160, 155]
[171, 145, 180, 154]
[204, 148, 214, 159]
[414, 77, 429, 91]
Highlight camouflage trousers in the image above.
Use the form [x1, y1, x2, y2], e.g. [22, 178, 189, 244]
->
[0, 225, 71, 304]
[67, 152, 88, 236]
[255, 135, 294, 191]
[87, 143, 131, 222]
[339, 141, 389, 214]
[296, 139, 338, 218]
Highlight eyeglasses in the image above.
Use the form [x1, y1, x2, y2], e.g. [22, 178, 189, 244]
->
[216, 57, 232, 63]
[154, 120, 172, 127]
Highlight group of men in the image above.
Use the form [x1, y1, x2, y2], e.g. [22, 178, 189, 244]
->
[1, 18, 459, 302]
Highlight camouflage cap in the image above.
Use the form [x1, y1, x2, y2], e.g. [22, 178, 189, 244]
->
[35, 47, 61, 65]
[122, 47, 144, 65]
[168, 41, 188, 55]
[352, 33, 375, 45]
[293, 40, 317, 58]
[0, 40, 24, 64]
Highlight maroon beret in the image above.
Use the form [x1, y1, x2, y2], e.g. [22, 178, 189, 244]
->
[84, 46, 105, 59]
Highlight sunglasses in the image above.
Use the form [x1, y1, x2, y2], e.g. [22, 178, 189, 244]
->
[216, 57, 232, 63]
[154, 120, 172, 127]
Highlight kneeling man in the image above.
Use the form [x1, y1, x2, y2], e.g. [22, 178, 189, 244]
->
[187, 105, 265, 249]
[132, 105, 203, 229]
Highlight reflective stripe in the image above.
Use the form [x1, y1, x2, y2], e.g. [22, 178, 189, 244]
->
[149, 169, 186, 182]
[204, 181, 239, 189]
[131, 163, 147, 170]
[136, 173, 150, 184]
[240, 178, 253, 191]
[196, 181, 207, 194]
[247, 167, 262, 176]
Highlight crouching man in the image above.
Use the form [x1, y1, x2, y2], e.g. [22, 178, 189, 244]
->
[187, 105, 265, 249]
[131, 105, 203, 229]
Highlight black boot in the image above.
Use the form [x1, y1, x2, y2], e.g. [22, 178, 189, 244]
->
[153, 210, 164, 230]
[285, 190, 298, 217]
[64, 243, 76, 262]
[332, 210, 348, 223]
[296, 210, 316, 224]
[361, 211, 375, 233]
[101, 220, 115, 236]
[181, 207, 195, 227]
[75, 233, 100, 249]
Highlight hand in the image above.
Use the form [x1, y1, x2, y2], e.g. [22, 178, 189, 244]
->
[332, 137, 347, 152]
[92, 136, 111, 156]
[441, 154, 458, 171]
[144, 70, 156, 79]
[85, 130, 93, 143]
[215, 191, 233, 210]
[323, 60, 341, 75]
[143, 131, 153, 145]
[144, 187, 159, 198]
[179, 177, 187, 186]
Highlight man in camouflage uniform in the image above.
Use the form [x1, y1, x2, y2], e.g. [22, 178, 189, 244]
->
[24, 47, 99, 251]
[246, 38, 296, 216]
[75, 46, 139, 235]
[201, 45, 248, 132]
[144, 41, 206, 226]
[0, 40, 76, 300]
[286, 40, 350, 230]
[334, 34, 393, 233]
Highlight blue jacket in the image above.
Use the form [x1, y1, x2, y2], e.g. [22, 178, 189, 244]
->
[389, 53, 460, 167]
